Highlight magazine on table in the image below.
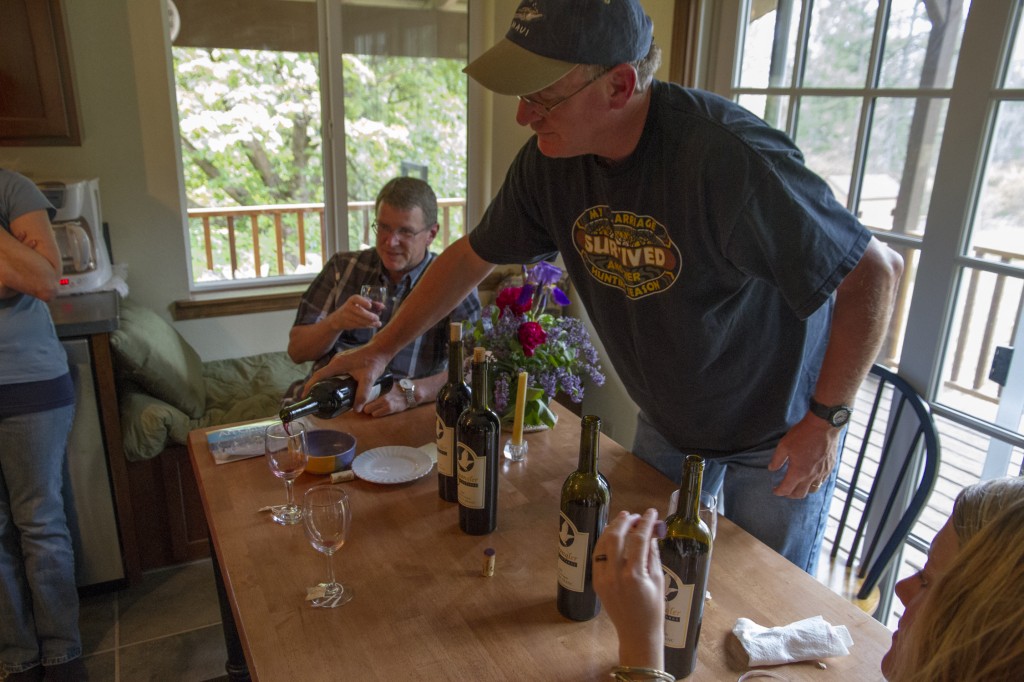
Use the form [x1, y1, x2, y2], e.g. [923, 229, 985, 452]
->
[206, 418, 279, 464]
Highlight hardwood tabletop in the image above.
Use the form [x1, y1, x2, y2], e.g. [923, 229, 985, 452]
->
[188, 402, 890, 681]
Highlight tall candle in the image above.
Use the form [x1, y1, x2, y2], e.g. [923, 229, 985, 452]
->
[512, 371, 528, 445]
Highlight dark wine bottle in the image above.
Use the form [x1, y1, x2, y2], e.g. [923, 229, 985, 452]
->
[556, 414, 611, 621]
[435, 322, 470, 502]
[456, 347, 499, 535]
[279, 371, 395, 423]
[659, 454, 712, 679]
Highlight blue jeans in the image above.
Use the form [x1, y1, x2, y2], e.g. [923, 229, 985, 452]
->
[0, 404, 81, 674]
[633, 411, 841, 575]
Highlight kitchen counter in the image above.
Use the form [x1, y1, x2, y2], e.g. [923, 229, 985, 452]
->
[47, 290, 119, 337]
[46, 289, 140, 584]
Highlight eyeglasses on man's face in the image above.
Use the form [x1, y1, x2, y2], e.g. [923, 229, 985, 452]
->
[517, 66, 612, 116]
[372, 220, 431, 241]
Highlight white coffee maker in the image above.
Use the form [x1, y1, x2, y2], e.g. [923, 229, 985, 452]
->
[37, 178, 113, 295]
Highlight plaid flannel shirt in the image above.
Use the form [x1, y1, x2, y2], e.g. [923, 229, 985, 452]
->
[284, 249, 481, 402]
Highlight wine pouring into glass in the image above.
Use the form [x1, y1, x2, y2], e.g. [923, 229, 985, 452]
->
[302, 485, 353, 607]
[360, 284, 389, 337]
[264, 422, 308, 525]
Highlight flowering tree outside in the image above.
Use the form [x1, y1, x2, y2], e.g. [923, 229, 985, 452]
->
[173, 47, 466, 283]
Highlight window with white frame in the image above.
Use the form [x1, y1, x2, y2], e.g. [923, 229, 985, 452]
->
[168, 0, 468, 289]
[707, 0, 1024, 627]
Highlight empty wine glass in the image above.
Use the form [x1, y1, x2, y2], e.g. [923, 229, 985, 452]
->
[302, 485, 352, 607]
[667, 489, 718, 540]
[265, 422, 308, 525]
[699, 491, 718, 540]
[360, 284, 389, 335]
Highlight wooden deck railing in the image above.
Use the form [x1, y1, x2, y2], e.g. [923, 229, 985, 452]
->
[947, 245, 1024, 403]
[188, 198, 466, 281]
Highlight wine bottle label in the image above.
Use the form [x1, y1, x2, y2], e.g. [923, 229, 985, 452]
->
[556, 512, 589, 592]
[435, 417, 455, 477]
[456, 442, 486, 509]
[663, 564, 695, 647]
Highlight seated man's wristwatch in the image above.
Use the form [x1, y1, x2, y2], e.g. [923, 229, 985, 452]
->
[399, 378, 416, 409]
[809, 398, 852, 428]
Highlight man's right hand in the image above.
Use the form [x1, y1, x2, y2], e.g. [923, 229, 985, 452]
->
[303, 344, 391, 412]
[328, 294, 383, 332]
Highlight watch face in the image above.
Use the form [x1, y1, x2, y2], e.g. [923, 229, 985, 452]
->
[399, 378, 416, 407]
[810, 398, 852, 428]
[830, 407, 852, 427]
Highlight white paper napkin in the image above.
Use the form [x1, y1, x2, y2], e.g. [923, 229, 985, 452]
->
[732, 616, 854, 666]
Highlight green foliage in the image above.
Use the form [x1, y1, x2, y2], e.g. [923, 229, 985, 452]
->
[173, 47, 466, 282]
[341, 54, 467, 247]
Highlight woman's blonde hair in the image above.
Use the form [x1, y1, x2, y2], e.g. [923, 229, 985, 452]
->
[889, 476, 1024, 682]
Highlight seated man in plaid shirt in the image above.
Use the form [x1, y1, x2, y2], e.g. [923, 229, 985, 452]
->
[284, 177, 481, 415]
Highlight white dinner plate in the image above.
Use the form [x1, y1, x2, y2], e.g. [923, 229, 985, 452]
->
[352, 446, 434, 485]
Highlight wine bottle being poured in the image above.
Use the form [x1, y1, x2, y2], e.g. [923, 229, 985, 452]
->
[279, 371, 395, 423]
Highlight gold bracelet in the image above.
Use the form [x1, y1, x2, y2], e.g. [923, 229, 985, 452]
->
[610, 665, 675, 681]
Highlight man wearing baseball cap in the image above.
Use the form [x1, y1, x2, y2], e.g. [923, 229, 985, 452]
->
[309, 0, 903, 578]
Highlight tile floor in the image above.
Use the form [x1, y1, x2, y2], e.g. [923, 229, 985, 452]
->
[77, 559, 228, 682]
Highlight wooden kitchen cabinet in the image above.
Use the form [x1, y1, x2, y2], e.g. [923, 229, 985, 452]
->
[0, 0, 81, 146]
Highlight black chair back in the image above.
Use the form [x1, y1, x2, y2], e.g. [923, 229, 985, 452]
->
[828, 363, 941, 608]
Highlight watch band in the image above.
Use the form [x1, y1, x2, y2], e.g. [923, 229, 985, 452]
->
[809, 398, 852, 427]
[400, 379, 416, 409]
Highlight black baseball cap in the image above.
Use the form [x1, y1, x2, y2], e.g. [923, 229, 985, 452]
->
[463, 0, 654, 96]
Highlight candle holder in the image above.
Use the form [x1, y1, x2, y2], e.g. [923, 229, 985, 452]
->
[503, 438, 528, 462]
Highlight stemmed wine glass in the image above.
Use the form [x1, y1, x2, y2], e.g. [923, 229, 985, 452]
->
[360, 284, 389, 336]
[264, 422, 308, 525]
[302, 485, 353, 607]
[668, 489, 718, 540]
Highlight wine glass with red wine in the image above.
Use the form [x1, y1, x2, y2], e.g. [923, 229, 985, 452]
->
[360, 284, 389, 336]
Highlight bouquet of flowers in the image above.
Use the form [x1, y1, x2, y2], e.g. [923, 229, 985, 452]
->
[466, 261, 605, 430]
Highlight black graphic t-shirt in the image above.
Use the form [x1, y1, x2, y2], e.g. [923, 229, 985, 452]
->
[469, 81, 870, 456]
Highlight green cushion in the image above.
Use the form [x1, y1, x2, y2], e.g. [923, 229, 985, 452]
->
[119, 390, 194, 462]
[110, 299, 207, 419]
[203, 353, 310, 421]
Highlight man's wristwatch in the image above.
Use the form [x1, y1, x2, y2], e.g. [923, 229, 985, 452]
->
[399, 378, 417, 409]
[809, 398, 852, 428]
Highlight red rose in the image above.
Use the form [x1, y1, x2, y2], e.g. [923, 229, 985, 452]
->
[517, 321, 547, 356]
[496, 287, 532, 316]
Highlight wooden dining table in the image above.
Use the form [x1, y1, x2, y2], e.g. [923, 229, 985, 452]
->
[188, 402, 891, 681]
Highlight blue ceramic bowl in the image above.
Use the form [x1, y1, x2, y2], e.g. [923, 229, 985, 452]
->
[305, 430, 357, 474]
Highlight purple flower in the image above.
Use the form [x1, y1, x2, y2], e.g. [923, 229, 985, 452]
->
[493, 373, 510, 413]
[463, 278, 604, 427]
[528, 261, 563, 287]
[522, 261, 572, 313]
[516, 284, 535, 309]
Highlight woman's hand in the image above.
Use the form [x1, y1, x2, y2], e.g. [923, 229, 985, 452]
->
[593, 508, 666, 670]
